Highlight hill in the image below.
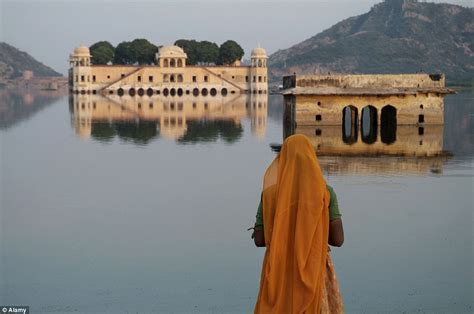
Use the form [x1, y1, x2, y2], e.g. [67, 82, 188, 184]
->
[269, 0, 473, 84]
[0, 42, 61, 80]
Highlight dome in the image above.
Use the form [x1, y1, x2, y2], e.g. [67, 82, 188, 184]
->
[158, 45, 187, 59]
[251, 47, 267, 58]
[73, 46, 91, 56]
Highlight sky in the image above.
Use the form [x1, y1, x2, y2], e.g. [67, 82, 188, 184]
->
[1, 0, 472, 75]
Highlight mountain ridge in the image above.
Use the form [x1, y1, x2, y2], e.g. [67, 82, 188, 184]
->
[268, 0, 473, 84]
[0, 42, 62, 80]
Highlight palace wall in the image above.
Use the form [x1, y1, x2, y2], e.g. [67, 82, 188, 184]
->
[284, 73, 446, 89]
[72, 65, 268, 96]
[286, 92, 445, 126]
[283, 74, 454, 126]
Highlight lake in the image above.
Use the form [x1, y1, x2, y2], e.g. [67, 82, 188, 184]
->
[1, 88, 472, 313]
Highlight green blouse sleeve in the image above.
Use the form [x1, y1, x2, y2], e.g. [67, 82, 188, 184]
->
[327, 185, 342, 221]
[255, 186, 341, 230]
[255, 193, 264, 230]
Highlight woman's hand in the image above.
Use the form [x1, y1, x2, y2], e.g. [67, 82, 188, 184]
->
[328, 218, 344, 247]
[253, 228, 266, 247]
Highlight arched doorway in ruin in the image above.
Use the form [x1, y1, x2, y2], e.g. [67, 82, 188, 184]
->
[342, 105, 358, 144]
[381, 105, 397, 144]
[361, 105, 377, 144]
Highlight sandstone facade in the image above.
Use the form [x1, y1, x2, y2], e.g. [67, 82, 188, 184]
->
[69, 45, 268, 97]
[283, 74, 455, 127]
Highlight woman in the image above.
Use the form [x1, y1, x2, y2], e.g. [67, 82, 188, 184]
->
[252, 134, 344, 313]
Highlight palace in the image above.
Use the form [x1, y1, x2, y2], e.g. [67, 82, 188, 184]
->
[69, 45, 268, 96]
[282, 74, 455, 129]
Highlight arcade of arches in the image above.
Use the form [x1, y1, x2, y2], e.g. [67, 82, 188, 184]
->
[342, 104, 397, 145]
[284, 92, 447, 147]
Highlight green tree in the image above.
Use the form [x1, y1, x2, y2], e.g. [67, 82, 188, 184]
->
[113, 39, 158, 65]
[89, 41, 115, 65]
[114, 41, 134, 64]
[198, 41, 219, 64]
[217, 40, 244, 65]
[131, 39, 158, 64]
[175, 39, 219, 65]
[175, 39, 199, 65]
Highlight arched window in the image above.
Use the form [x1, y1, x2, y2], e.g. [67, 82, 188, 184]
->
[163, 74, 169, 82]
[170, 59, 176, 67]
[361, 105, 377, 144]
[258, 59, 263, 67]
[177, 59, 183, 67]
[342, 105, 358, 144]
[177, 74, 183, 82]
[163, 59, 169, 67]
[381, 105, 397, 144]
[170, 75, 175, 83]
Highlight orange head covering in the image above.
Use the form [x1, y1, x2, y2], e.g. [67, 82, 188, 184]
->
[255, 134, 330, 314]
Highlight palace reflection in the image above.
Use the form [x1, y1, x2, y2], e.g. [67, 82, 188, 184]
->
[282, 113, 452, 175]
[69, 93, 267, 144]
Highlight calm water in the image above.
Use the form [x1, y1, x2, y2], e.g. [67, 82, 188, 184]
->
[1, 88, 472, 313]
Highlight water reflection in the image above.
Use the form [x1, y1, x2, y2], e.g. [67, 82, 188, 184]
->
[69, 93, 268, 144]
[1, 87, 472, 313]
[0, 89, 66, 129]
[283, 113, 452, 175]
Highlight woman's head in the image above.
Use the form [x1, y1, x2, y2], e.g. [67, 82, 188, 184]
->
[280, 134, 317, 165]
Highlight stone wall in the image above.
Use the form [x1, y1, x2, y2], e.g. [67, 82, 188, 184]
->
[286, 92, 444, 126]
[282, 73, 453, 126]
[71, 65, 268, 96]
[292, 73, 445, 89]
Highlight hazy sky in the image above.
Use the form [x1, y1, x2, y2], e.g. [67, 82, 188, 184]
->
[1, 0, 472, 75]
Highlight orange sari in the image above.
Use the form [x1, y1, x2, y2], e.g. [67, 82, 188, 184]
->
[255, 134, 344, 314]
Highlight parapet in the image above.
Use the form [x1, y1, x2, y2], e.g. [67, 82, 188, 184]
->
[282, 73, 455, 96]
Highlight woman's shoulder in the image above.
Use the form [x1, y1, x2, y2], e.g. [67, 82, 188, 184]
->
[326, 184, 335, 194]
